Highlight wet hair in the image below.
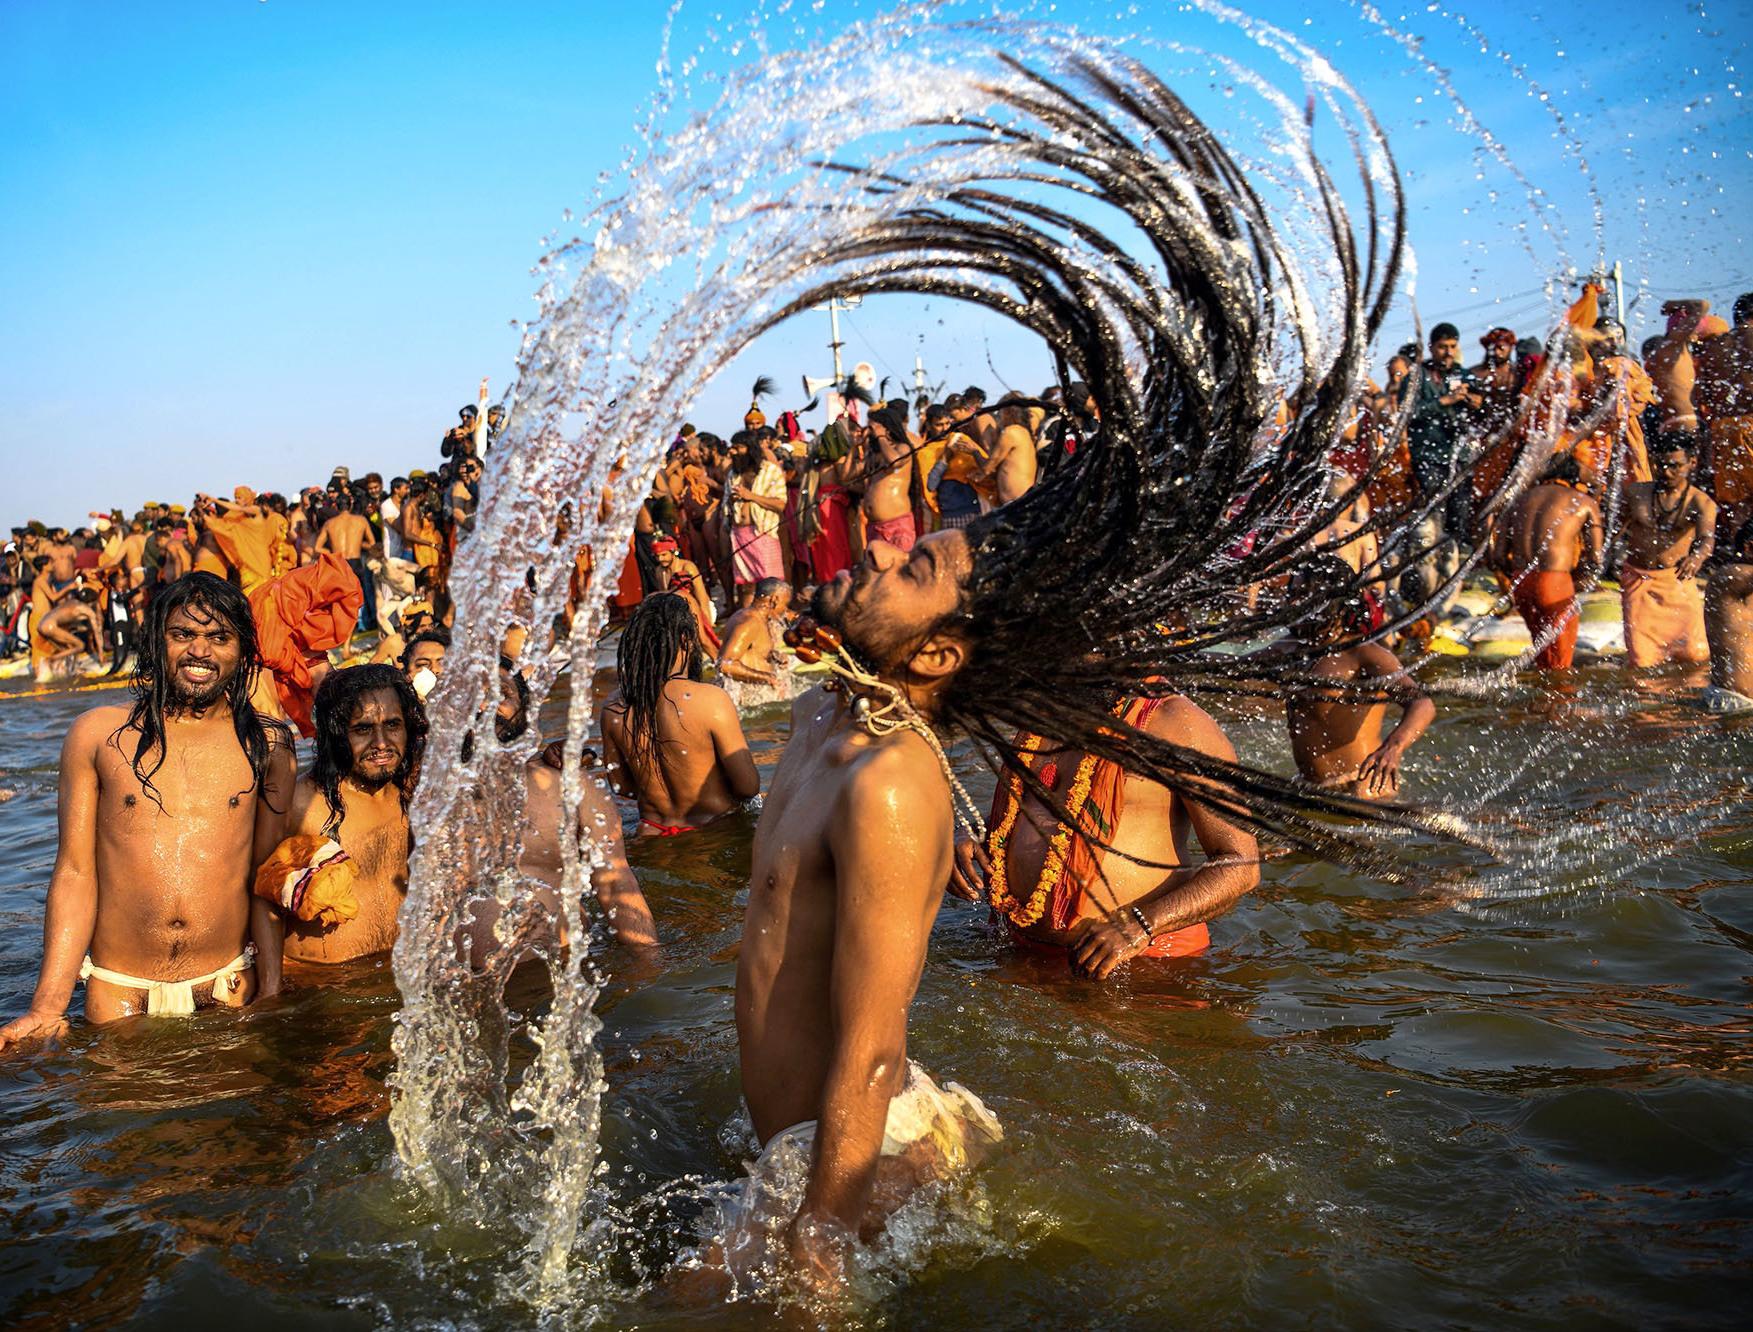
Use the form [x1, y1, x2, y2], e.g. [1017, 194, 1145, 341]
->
[868, 405, 909, 444]
[1429, 322, 1459, 344]
[752, 576, 788, 602]
[767, 54, 1507, 877]
[1540, 452, 1582, 486]
[614, 593, 703, 770]
[311, 664, 427, 836]
[1651, 430, 1697, 460]
[495, 661, 532, 744]
[122, 572, 285, 811]
[401, 626, 451, 671]
[1734, 291, 1753, 327]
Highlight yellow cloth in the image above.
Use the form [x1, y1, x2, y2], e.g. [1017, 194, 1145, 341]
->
[1621, 564, 1709, 667]
[1711, 415, 1753, 505]
[79, 948, 254, 1016]
[254, 834, 360, 925]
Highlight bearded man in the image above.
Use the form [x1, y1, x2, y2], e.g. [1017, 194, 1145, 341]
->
[256, 665, 427, 974]
[0, 574, 294, 1045]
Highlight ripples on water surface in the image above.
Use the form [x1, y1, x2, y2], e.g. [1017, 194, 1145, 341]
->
[2, 670, 1748, 1328]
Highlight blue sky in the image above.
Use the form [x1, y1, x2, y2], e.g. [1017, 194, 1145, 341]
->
[3, 0, 1748, 528]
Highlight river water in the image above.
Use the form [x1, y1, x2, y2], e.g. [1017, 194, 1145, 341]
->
[2, 659, 1748, 1328]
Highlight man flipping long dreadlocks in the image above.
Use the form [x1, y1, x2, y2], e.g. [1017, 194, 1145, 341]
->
[723, 46, 1551, 1296]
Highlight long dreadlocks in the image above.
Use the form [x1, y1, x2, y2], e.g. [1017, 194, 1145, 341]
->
[122, 572, 286, 811]
[767, 52, 1541, 875]
[613, 593, 705, 773]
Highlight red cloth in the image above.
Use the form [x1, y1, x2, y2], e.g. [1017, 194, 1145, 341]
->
[867, 511, 917, 552]
[613, 537, 643, 614]
[808, 483, 855, 582]
[249, 552, 363, 736]
[1510, 570, 1579, 671]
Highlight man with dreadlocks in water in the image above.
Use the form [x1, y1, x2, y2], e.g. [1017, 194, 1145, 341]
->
[253, 664, 427, 974]
[0, 573, 294, 1045]
[598, 593, 759, 836]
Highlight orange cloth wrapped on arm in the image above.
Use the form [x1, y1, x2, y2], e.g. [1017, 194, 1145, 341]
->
[253, 834, 359, 926]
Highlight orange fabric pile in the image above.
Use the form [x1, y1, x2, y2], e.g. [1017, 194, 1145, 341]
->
[249, 552, 362, 736]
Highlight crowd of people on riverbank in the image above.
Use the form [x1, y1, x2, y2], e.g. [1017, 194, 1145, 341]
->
[2, 283, 1751, 1297]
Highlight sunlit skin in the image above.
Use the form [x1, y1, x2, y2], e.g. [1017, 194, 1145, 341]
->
[264, 689, 412, 969]
[972, 403, 1040, 506]
[859, 417, 915, 527]
[1622, 448, 1716, 579]
[738, 529, 986, 1289]
[1705, 535, 1753, 699]
[948, 695, 1260, 978]
[715, 585, 793, 686]
[1491, 479, 1602, 578]
[0, 605, 293, 1046]
[598, 649, 760, 832]
[1647, 302, 1705, 431]
[404, 639, 446, 680]
[458, 759, 659, 966]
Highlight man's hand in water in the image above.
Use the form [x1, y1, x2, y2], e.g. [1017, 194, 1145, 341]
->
[948, 837, 992, 901]
[1356, 741, 1405, 797]
[1069, 916, 1148, 980]
[0, 1008, 70, 1055]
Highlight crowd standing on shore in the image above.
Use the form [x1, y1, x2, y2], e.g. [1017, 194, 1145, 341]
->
[2, 283, 1751, 1297]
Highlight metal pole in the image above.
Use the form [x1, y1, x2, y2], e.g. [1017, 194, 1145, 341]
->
[913, 351, 926, 400]
[828, 298, 845, 382]
[1612, 260, 1626, 328]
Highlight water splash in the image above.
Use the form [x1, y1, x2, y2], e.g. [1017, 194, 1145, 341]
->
[385, 0, 1613, 1308]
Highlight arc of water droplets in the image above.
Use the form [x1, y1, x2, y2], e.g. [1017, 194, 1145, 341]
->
[384, 0, 1588, 1303]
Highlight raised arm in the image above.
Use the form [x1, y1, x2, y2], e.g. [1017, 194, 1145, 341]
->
[792, 748, 947, 1281]
[0, 713, 105, 1051]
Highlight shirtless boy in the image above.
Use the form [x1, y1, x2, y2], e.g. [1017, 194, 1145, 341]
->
[715, 578, 793, 687]
[1620, 435, 1716, 668]
[257, 665, 425, 973]
[1489, 453, 1602, 670]
[598, 593, 759, 836]
[0, 574, 293, 1046]
[1278, 555, 1435, 797]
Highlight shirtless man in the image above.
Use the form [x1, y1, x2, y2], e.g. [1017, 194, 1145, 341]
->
[1489, 453, 1603, 671]
[735, 528, 1003, 1290]
[1646, 300, 1707, 433]
[1620, 434, 1716, 668]
[971, 397, 1040, 507]
[598, 592, 758, 835]
[1276, 555, 1435, 796]
[949, 691, 1259, 975]
[258, 665, 425, 971]
[1703, 514, 1753, 713]
[715, 577, 793, 687]
[859, 406, 918, 552]
[458, 710, 658, 967]
[315, 492, 377, 633]
[29, 558, 105, 667]
[651, 535, 719, 653]
[1695, 292, 1753, 537]
[0, 575, 293, 1046]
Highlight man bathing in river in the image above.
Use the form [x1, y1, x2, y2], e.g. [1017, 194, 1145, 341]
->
[1703, 513, 1753, 714]
[735, 531, 1003, 1289]
[859, 406, 919, 553]
[598, 593, 759, 835]
[1489, 453, 1603, 671]
[1278, 555, 1436, 798]
[949, 689, 1260, 975]
[255, 665, 425, 974]
[1620, 434, 1716, 669]
[715, 577, 793, 688]
[0, 574, 293, 1046]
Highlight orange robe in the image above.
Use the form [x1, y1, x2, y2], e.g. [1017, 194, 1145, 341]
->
[208, 510, 285, 595]
[249, 552, 363, 736]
